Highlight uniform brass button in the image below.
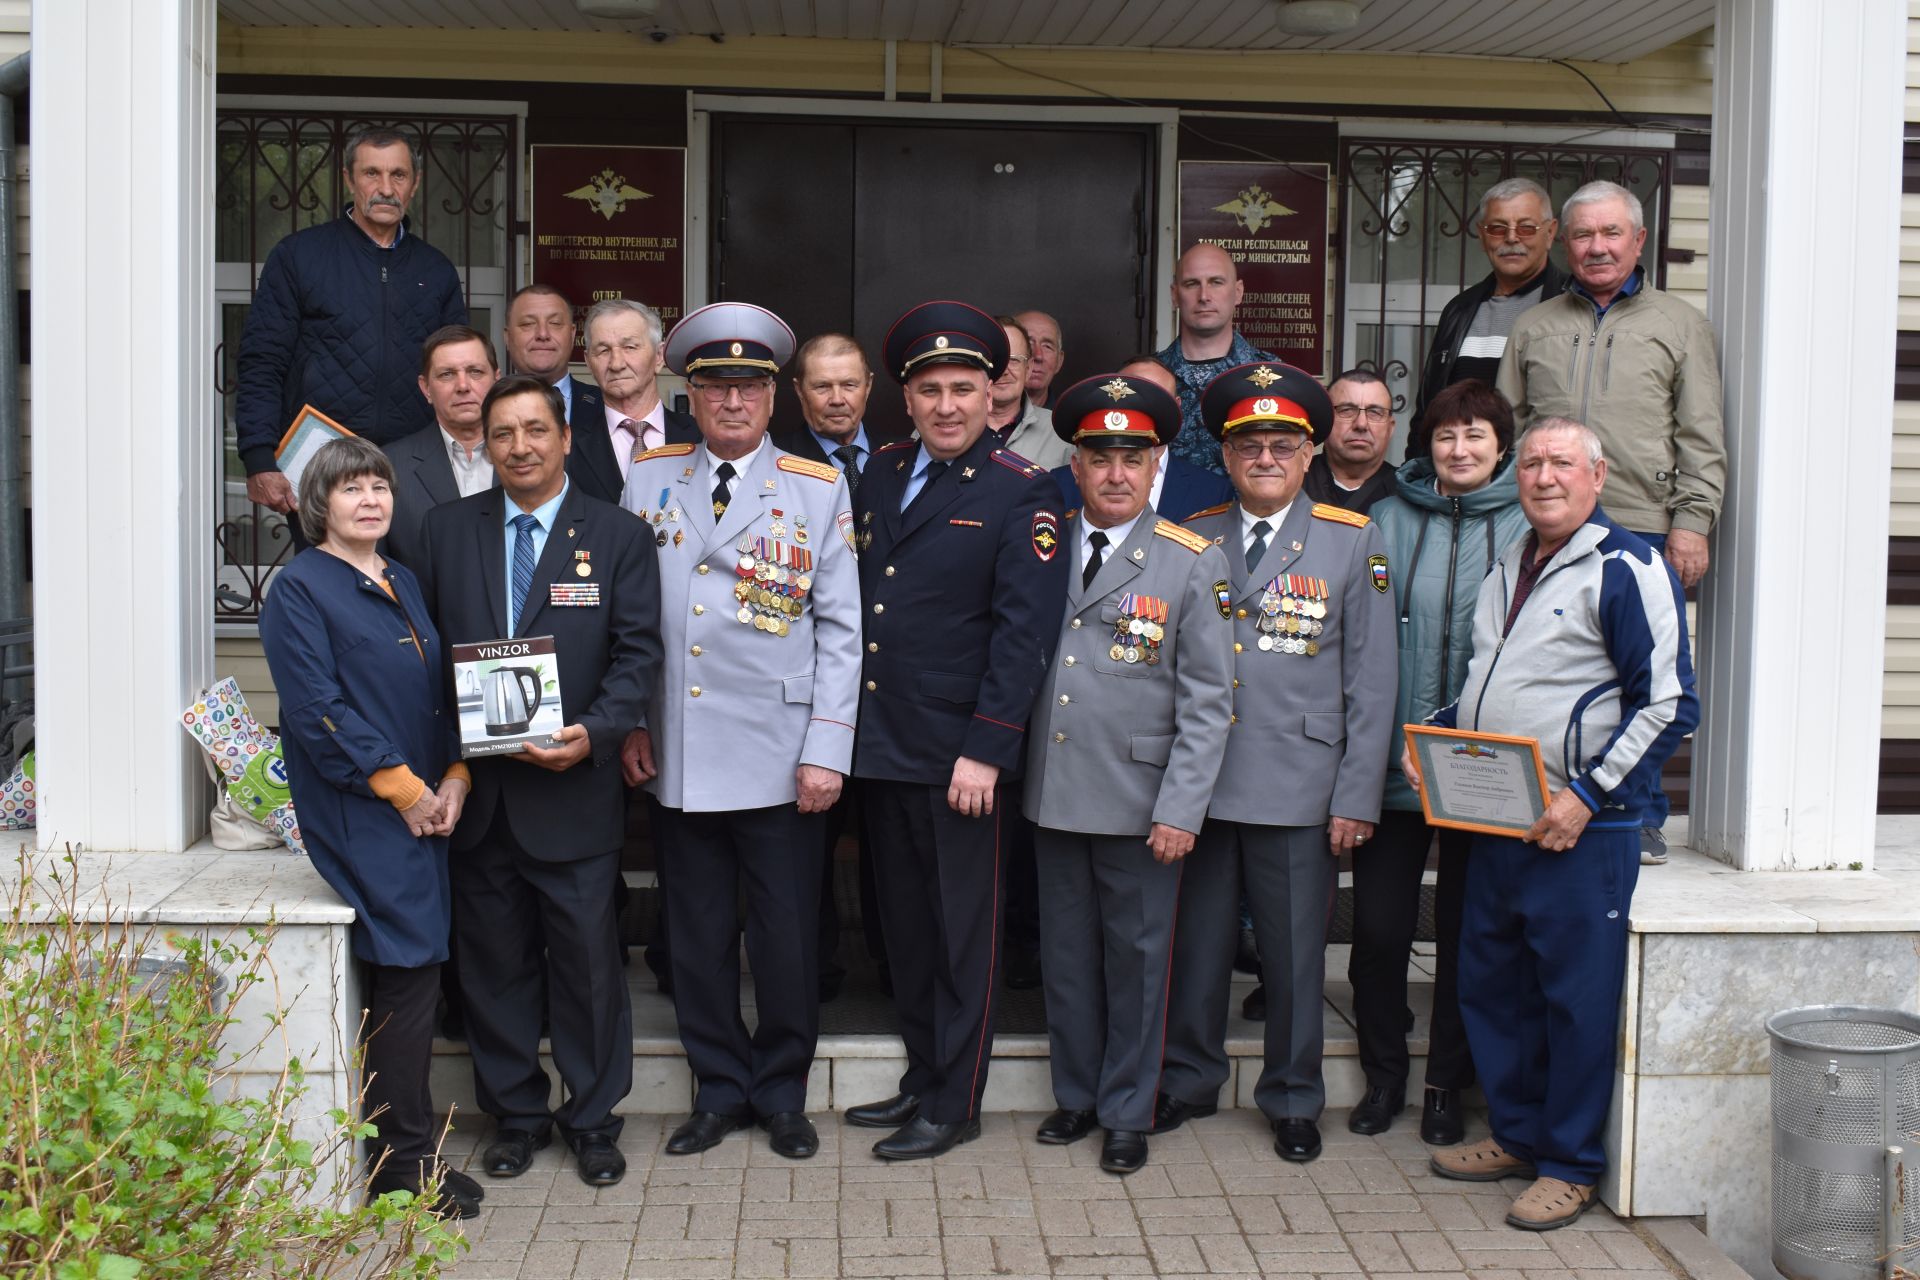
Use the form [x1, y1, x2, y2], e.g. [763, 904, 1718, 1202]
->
[1058, 694, 1070, 705]
[1237, 608, 1248, 619]
[1053, 732, 1066, 743]
[691, 686, 702, 697]
[1231, 714, 1239, 724]
[1234, 642, 1244, 654]
[866, 680, 877, 692]
[697, 564, 711, 575]
[690, 645, 702, 657]
[1063, 656, 1076, 666]
[1233, 678, 1241, 689]
[867, 641, 879, 653]
[884, 565, 896, 577]
[692, 604, 705, 615]
[873, 603, 885, 615]
[1069, 619, 1082, 629]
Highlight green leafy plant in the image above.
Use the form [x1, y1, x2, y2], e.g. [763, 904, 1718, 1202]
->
[0, 849, 467, 1277]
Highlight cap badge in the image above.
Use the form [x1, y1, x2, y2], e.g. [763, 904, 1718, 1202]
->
[1100, 378, 1136, 401]
[1248, 365, 1282, 389]
[1254, 397, 1279, 415]
[729, 341, 744, 356]
[1104, 410, 1130, 429]
[934, 336, 950, 349]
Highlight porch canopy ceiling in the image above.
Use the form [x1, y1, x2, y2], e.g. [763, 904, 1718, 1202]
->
[217, 0, 1714, 65]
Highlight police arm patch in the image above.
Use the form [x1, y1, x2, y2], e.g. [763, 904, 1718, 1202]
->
[1214, 580, 1233, 618]
[1032, 510, 1060, 561]
[1369, 554, 1390, 592]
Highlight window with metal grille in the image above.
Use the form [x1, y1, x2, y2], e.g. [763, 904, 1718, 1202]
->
[212, 105, 517, 622]
[1338, 137, 1672, 458]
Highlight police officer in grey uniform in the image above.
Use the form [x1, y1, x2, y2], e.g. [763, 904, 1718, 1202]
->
[1156, 363, 1396, 1163]
[1024, 372, 1235, 1175]
[618, 302, 862, 1162]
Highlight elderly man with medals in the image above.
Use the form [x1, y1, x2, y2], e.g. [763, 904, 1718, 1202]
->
[1022, 372, 1234, 1175]
[619, 302, 862, 1161]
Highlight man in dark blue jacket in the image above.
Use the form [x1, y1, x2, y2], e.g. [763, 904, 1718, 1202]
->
[236, 127, 467, 531]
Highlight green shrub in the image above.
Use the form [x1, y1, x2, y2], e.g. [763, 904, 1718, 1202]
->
[0, 850, 467, 1277]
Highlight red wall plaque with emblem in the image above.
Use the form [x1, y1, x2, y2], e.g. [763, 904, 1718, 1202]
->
[1177, 161, 1331, 377]
[531, 145, 687, 362]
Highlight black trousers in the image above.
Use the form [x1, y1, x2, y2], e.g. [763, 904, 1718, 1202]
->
[453, 807, 632, 1141]
[863, 778, 1006, 1124]
[654, 802, 826, 1116]
[363, 961, 442, 1175]
[1347, 809, 1475, 1093]
[1002, 802, 1041, 957]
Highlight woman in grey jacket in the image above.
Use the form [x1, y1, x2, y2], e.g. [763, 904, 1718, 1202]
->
[1345, 380, 1530, 1145]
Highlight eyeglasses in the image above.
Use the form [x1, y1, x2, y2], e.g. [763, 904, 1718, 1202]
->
[1227, 437, 1307, 461]
[1480, 221, 1545, 240]
[1332, 404, 1391, 423]
[689, 379, 772, 403]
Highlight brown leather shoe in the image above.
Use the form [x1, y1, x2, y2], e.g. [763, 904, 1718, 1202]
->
[1429, 1137, 1537, 1182]
[1506, 1176, 1597, 1230]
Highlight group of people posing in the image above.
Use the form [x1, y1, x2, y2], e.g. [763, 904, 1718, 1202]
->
[243, 129, 1708, 1239]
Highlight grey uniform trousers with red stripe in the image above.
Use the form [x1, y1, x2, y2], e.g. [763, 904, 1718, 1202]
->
[864, 779, 1007, 1125]
[1035, 827, 1183, 1133]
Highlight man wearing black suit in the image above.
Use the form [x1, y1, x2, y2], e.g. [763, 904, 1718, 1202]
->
[413, 375, 661, 1188]
[383, 325, 499, 570]
[1049, 355, 1233, 523]
[503, 285, 612, 457]
[573, 297, 698, 505]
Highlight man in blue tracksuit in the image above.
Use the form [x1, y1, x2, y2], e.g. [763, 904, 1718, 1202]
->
[1408, 416, 1697, 1231]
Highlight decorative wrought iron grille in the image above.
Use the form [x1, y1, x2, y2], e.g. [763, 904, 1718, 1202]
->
[1338, 137, 1672, 437]
[212, 107, 516, 621]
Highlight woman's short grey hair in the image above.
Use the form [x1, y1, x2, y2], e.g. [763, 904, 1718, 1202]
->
[1517, 416, 1605, 468]
[583, 297, 664, 348]
[1472, 178, 1554, 231]
[297, 436, 396, 547]
[1561, 179, 1643, 235]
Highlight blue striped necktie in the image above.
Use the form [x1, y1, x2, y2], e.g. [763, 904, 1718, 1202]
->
[510, 512, 539, 632]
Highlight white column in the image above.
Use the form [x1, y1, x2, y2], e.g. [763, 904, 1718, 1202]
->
[1693, 0, 1904, 870]
[30, 0, 216, 851]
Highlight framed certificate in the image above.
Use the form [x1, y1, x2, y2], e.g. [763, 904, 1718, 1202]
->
[1404, 725, 1551, 837]
[274, 403, 355, 492]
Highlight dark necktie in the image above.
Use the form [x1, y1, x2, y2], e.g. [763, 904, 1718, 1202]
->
[711, 461, 736, 520]
[1247, 518, 1272, 568]
[833, 444, 864, 500]
[905, 459, 948, 514]
[510, 512, 539, 632]
[1083, 530, 1109, 591]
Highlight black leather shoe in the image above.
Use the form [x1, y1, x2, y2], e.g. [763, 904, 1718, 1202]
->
[436, 1163, 484, 1207]
[367, 1168, 479, 1220]
[1242, 983, 1267, 1021]
[1348, 1085, 1406, 1135]
[1152, 1093, 1217, 1133]
[873, 1115, 981, 1160]
[1035, 1108, 1097, 1145]
[1233, 926, 1261, 976]
[1100, 1129, 1149, 1175]
[1421, 1087, 1466, 1146]
[482, 1128, 550, 1178]
[1273, 1118, 1323, 1163]
[1004, 946, 1042, 991]
[845, 1092, 920, 1129]
[573, 1133, 626, 1185]
[666, 1111, 750, 1156]
[760, 1112, 819, 1160]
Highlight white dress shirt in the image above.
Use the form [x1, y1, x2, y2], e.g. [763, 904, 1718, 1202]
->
[439, 426, 494, 498]
[1241, 498, 1296, 563]
[1080, 510, 1143, 577]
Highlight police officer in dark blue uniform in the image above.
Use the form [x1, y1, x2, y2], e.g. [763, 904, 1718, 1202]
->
[845, 301, 1071, 1160]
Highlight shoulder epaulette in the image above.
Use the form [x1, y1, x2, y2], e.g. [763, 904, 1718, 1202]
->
[991, 448, 1047, 478]
[775, 454, 840, 483]
[1311, 502, 1371, 529]
[1064, 508, 1080, 521]
[1154, 519, 1211, 554]
[875, 439, 916, 455]
[633, 442, 696, 463]
[1184, 502, 1232, 523]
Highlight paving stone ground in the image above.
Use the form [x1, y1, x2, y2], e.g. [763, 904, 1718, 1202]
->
[432, 1107, 1690, 1280]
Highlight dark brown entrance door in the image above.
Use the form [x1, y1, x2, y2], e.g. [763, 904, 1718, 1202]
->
[712, 114, 1156, 439]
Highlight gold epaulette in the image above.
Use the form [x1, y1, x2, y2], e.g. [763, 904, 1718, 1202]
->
[776, 454, 840, 483]
[1311, 502, 1371, 529]
[1155, 520, 1211, 554]
[632, 441, 696, 463]
[1064, 508, 1080, 521]
[1183, 502, 1231, 523]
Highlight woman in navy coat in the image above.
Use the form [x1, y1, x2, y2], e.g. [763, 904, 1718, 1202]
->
[259, 435, 479, 1220]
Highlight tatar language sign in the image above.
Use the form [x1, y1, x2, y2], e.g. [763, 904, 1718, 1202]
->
[1177, 161, 1331, 377]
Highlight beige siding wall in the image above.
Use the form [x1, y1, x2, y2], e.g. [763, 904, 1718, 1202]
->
[1888, 9, 1920, 740]
[216, 636, 278, 726]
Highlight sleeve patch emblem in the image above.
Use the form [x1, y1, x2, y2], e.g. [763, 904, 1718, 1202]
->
[1032, 511, 1060, 562]
[1369, 554, 1390, 593]
[1214, 580, 1233, 619]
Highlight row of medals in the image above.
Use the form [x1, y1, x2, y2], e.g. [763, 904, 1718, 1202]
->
[1110, 593, 1168, 666]
[1257, 574, 1327, 656]
[733, 532, 813, 637]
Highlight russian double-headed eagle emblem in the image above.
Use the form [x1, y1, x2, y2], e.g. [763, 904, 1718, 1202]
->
[563, 168, 653, 222]
[1213, 183, 1296, 235]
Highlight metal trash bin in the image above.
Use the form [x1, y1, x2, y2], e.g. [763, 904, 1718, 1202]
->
[1769, 1005, 1920, 1280]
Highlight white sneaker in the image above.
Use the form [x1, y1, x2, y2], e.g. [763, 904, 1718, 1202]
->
[1639, 826, 1668, 866]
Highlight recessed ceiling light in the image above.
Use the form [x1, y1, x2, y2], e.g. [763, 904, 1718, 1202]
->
[1274, 0, 1361, 37]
